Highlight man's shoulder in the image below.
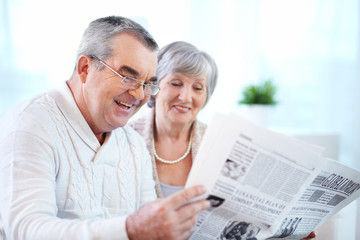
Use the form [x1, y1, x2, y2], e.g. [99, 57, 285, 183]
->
[0, 92, 63, 144]
[1, 93, 57, 123]
[116, 125, 147, 145]
[113, 125, 150, 161]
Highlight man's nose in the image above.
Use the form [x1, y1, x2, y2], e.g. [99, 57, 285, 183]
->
[128, 86, 145, 100]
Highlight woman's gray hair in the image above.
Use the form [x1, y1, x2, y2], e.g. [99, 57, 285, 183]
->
[75, 16, 158, 71]
[148, 41, 218, 108]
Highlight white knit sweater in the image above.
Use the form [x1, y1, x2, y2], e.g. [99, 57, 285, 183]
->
[0, 82, 156, 240]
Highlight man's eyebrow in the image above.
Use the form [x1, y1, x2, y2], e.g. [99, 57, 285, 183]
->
[119, 65, 157, 83]
[118, 65, 139, 77]
[148, 76, 157, 83]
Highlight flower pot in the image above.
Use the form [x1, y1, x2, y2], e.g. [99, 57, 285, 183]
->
[237, 104, 271, 127]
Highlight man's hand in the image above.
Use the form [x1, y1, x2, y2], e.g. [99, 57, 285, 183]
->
[301, 231, 316, 239]
[126, 185, 210, 240]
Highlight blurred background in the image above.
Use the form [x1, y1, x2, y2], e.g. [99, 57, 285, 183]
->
[1, 0, 359, 239]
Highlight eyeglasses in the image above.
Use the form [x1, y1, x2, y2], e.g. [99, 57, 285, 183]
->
[90, 55, 160, 96]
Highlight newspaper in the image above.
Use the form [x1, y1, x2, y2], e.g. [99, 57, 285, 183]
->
[185, 112, 360, 240]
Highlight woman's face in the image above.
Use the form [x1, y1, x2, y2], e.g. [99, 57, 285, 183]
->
[155, 72, 207, 126]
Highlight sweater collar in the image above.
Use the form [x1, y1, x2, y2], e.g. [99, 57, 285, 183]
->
[47, 81, 101, 152]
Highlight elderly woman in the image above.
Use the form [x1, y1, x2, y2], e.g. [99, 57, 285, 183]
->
[130, 41, 217, 198]
[130, 41, 316, 240]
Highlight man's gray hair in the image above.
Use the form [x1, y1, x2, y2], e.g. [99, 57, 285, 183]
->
[75, 16, 158, 71]
[148, 41, 218, 107]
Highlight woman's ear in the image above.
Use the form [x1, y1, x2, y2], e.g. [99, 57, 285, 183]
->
[76, 55, 92, 84]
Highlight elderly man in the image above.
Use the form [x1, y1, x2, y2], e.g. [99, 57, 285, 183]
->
[0, 16, 209, 239]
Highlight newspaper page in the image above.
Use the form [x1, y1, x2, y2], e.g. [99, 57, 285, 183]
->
[269, 158, 360, 239]
[185, 112, 359, 240]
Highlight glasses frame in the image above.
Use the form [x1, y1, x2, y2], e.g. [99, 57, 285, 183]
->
[89, 55, 160, 96]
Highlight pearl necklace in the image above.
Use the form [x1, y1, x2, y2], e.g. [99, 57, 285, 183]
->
[152, 134, 192, 164]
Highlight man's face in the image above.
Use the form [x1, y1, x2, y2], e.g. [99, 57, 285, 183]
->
[81, 33, 157, 135]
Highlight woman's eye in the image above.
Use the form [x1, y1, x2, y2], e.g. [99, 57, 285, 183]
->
[194, 85, 204, 91]
[170, 82, 181, 87]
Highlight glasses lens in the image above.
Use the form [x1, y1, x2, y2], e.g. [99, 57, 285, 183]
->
[144, 85, 159, 96]
[122, 76, 159, 96]
[121, 76, 139, 89]
[143, 85, 152, 96]
[150, 85, 160, 96]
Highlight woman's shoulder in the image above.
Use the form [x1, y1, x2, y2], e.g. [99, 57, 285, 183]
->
[128, 115, 147, 133]
[190, 119, 207, 158]
[128, 109, 155, 148]
[128, 110, 153, 133]
[193, 119, 207, 136]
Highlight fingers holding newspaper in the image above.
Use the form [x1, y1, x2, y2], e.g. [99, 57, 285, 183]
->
[301, 231, 317, 239]
[126, 185, 210, 240]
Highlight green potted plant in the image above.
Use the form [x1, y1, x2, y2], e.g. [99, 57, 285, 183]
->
[237, 80, 278, 126]
[238, 80, 277, 105]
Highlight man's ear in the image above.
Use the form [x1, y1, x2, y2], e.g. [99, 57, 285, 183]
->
[77, 55, 92, 84]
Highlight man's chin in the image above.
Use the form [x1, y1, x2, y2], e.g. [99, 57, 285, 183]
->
[115, 119, 130, 128]
[106, 117, 131, 130]
[109, 105, 144, 128]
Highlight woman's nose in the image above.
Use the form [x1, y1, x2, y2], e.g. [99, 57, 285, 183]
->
[179, 86, 192, 102]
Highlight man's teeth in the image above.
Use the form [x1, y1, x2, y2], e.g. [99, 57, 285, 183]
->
[120, 101, 132, 107]
[115, 100, 132, 108]
[175, 106, 190, 111]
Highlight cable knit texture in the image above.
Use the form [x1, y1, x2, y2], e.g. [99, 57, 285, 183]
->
[129, 108, 207, 198]
[0, 82, 156, 240]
